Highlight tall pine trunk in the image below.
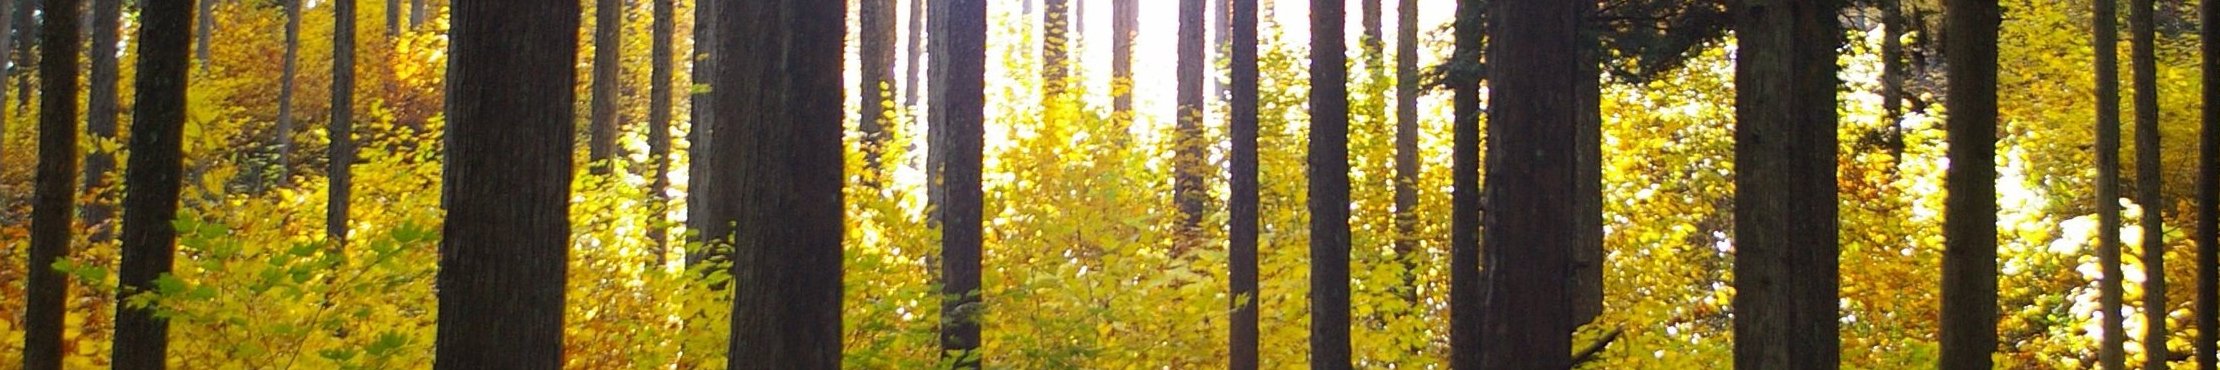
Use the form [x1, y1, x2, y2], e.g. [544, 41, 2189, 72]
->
[1448, 0, 1483, 367]
[1359, 0, 1379, 59]
[384, 0, 397, 36]
[1882, 0, 1907, 161]
[588, 0, 621, 174]
[79, 0, 118, 241]
[434, 0, 577, 366]
[407, 0, 423, 28]
[1570, 3, 1604, 328]
[2131, 0, 2168, 365]
[2095, 0, 2129, 365]
[13, 0, 37, 109]
[930, 0, 985, 365]
[21, 0, 80, 366]
[1308, 0, 1352, 365]
[860, 0, 896, 177]
[1478, 0, 1579, 366]
[110, 0, 191, 365]
[1939, 0, 2000, 367]
[903, 0, 924, 107]
[713, 0, 847, 367]
[1730, 0, 1844, 367]
[2199, 0, 2220, 363]
[1174, 0, 1203, 254]
[684, 0, 714, 258]
[646, 0, 673, 261]
[1389, 0, 1418, 302]
[1227, 0, 1258, 366]
[1041, 0, 1068, 97]
[193, 0, 210, 69]
[329, 0, 356, 243]
[1109, 0, 1134, 127]
[275, 0, 302, 183]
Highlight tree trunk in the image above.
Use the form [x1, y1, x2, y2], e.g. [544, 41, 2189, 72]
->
[79, 0, 117, 241]
[1110, 0, 1134, 127]
[1730, 0, 1843, 367]
[1882, 0, 1906, 162]
[2095, 0, 2128, 365]
[194, 0, 210, 69]
[110, 0, 190, 366]
[275, 0, 302, 183]
[408, 0, 423, 29]
[1478, 0, 1579, 366]
[2199, 0, 2220, 363]
[684, 0, 714, 260]
[1570, 4, 1603, 329]
[1174, 0, 1203, 255]
[0, 0, 13, 163]
[434, 0, 577, 366]
[930, 0, 985, 365]
[588, 0, 620, 174]
[1227, 0, 1258, 366]
[1359, 0, 1379, 59]
[712, 0, 846, 367]
[903, 0, 924, 107]
[861, 0, 895, 178]
[329, 0, 356, 243]
[1448, 0, 1482, 367]
[1041, 0, 1067, 97]
[1389, 0, 1419, 304]
[385, 0, 397, 36]
[2131, 0, 2167, 365]
[646, 0, 673, 262]
[1309, 0, 1352, 366]
[1939, 0, 1999, 367]
[22, 0, 79, 366]
[13, 0, 37, 109]
[1211, 0, 1227, 98]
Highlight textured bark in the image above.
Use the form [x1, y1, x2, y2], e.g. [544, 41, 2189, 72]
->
[1882, 0, 1906, 161]
[79, 0, 118, 241]
[713, 0, 847, 367]
[1478, 0, 1579, 366]
[194, 0, 210, 68]
[434, 0, 577, 366]
[1730, 0, 1843, 368]
[2131, 0, 2166, 365]
[1227, 0, 1258, 367]
[1570, 5, 1603, 328]
[1448, 0, 1482, 367]
[588, 0, 621, 174]
[329, 0, 355, 243]
[861, 0, 895, 176]
[1939, 0, 1999, 367]
[1041, 0, 1067, 97]
[21, 0, 79, 366]
[1109, 0, 1134, 127]
[646, 0, 673, 260]
[2095, 0, 2128, 365]
[930, 0, 985, 365]
[1308, 0, 1352, 366]
[903, 0, 924, 107]
[275, 0, 301, 183]
[684, 0, 714, 260]
[1174, 0, 1204, 254]
[2200, 0, 2220, 364]
[110, 0, 190, 366]
[1389, 0, 1419, 302]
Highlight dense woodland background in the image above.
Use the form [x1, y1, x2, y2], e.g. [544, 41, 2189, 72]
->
[0, 0, 2213, 368]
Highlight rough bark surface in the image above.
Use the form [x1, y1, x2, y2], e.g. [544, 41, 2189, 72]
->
[21, 0, 79, 366]
[1939, 0, 2000, 367]
[1729, 0, 1844, 368]
[79, 0, 118, 241]
[1478, 0, 1580, 366]
[111, 0, 191, 366]
[1227, 1, 1259, 367]
[930, 0, 986, 366]
[2201, 0, 2220, 365]
[1448, 0, 1482, 367]
[1390, 0, 1419, 303]
[588, 0, 621, 174]
[684, 0, 714, 259]
[712, 0, 848, 367]
[434, 0, 578, 366]
[330, 0, 356, 243]
[2131, 0, 2168, 366]
[647, 0, 673, 260]
[2095, 0, 2128, 365]
[1308, 0, 1352, 366]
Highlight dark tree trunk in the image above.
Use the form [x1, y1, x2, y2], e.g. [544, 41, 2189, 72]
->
[2132, 0, 2167, 365]
[1882, 0, 1906, 161]
[1227, 0, 1258, 366]
[2095, 0, 2128, 365]
[21, 0, 79, 367]
[1308, 0, 1352, 366]
[13, 0, 37, 110]
[1939, 0, 2000, 367]
[1110, 0, 1134, 127]
[329, 0, 355, 243]
[1389, 0, 1418, 303]
[407, 0, 422, 28]
[1174, 0, 1203, 254]
[434, 0, 577, 367]
[903, 0, 924, 107]
[79, 0, 118, 241]
[646, 0, 673, 261]
[275, 0, 302, 183]
[110, 0, 190, 366]
[1570, 3, 1604, 328]
[588, 0, 620, 174]
[384, 0, 397, 36]
[713, 0, 846, 367]
[929, 0, 984, 366]
[1730, 0, 1843, 367]
[1359, 0, 1379, 58]
[1448, 0, 1482, 367]
[193, 0, 210, 69]
[2200, 0, 2220, 364]
[1042, 0, 1067, 97]
[1211, 0, 1226, 98]
[684, 0, 714, 259]
[1478, 0, 1579, 366]
[861, 0, 896, 177]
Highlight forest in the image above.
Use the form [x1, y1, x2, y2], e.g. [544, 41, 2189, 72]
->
[0, 0, 2215, 368]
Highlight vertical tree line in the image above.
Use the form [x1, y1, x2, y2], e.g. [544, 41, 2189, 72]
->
[2130, 0, 2168, 364]
[111, 0, 192, 366]
[21, 0, 80, 366]
[1939, 0, 2001, 367]
[78, 0, 120, 240]
[930, 0, 985, 366]
[1730, 0, 1844, 368]
[328, 0, 355, 243]
[588, 0, 620, 174]
[1307, 0, 1351, 366]
[645, 0, 674, 259]
[1478, 0, 1581, 366]
[1447, 0, 1482, 366]
[1226, 0, 1258, 368]
[2094, 0, 2128, 365]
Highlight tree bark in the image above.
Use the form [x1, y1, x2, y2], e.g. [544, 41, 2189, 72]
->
[2131, 0, 2167, 365]
[194, 0, 210, 69]
[1882, 0, 1907, 162]
[79, 0, 118, 241]
[21, 0, 79, 366]
[930, 0, 985, 366]
[275, 0, 302, 183]
[1478, 0, 1579, 366]
[2199, 0, 2220, 363]
[1110, 0, 1134, 128]
[1227, 0, 1258, 366]
[1939, 0, 2000, 367]
[1359, 0, 1379, 59]
[588, 0, 621, 174]
[1174, 0, 1204, 255]
[1309, 0, 1352, 366]
[1570, 3, 1604, 329]
[684, 0, 714, 260]
[646, 0, 673, 262]
[713, 0, 846, 367]
[1389, 0, 1419, 303]
[110, 0, 190, 366]
[903, 0, 924, 107]
[1448, 0, 1482, 367]
[329, 0, 355, 243]
[434, 0, 577, 366]
[1042, 0, 1068, 97]
[861, 0, 896, 178]
[2095, 0, 2128, 365]
[1730, 0, 1844, 368]
[13, 0, 37, 109]
[384, 0, 397, 36]
[407, 0, 423, 29]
